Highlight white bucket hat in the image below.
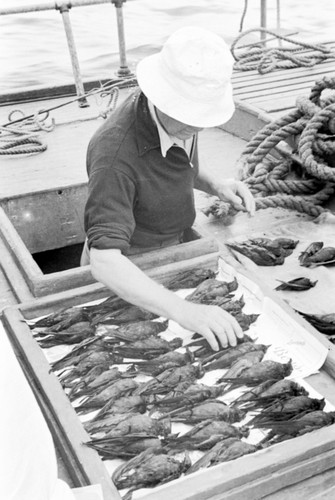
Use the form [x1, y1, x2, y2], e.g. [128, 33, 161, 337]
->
[136, 26, 235, 128]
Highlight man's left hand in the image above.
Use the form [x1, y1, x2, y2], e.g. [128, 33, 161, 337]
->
[215, 178, 255, 216]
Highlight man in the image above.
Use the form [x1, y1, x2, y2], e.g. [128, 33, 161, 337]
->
[82, 26, 255, 351]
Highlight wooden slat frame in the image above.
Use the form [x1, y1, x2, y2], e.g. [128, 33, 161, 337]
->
[2, 306, 120, 500]
[3, 251, 335, 499]
[1, 250, 220, 498]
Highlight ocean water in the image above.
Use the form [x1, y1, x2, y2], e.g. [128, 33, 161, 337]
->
[0, 0, 332, 92]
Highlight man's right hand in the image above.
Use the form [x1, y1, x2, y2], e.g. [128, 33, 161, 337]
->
[173, 300, 244, 351]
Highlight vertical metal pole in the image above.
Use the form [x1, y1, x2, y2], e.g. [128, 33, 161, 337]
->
[260, 0, 267, 43]
[276, 0, 282, 46]
[57, 3, 89, 107]
[112, 0, 134, 77]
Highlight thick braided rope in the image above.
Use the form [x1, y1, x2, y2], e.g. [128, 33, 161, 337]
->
[242, 109, 301, 156]
[0, 125, 47, 155]
[314, 134, 335, 155]
[231, 28, 334, 74]
[237, 110, 302, 179]
[246, 117, 307, 169]
[254, 195, 326, 217]
[232, 77, 335, 217]
[299, 103, 335, 182]
[247, 178, 322, 195]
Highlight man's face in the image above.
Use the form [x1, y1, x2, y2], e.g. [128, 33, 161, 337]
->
[156, 109, 203, 140]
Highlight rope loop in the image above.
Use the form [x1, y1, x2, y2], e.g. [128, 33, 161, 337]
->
[299, 102, 335, 182]
[231, 28, 335, 74]
[223, 75, 335, 220]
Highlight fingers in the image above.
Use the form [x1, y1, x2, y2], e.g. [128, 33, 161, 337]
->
[217, 180, 256, 216]
[194, 306, 244, 351]
[200, 328, 220, 351]
[235, 182, 256, 216]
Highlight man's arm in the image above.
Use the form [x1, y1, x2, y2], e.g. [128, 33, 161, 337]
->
[90, 247, 244, 351]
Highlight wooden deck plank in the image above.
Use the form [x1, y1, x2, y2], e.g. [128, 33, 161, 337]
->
[232, 62, 335, 85]
[231, 38, 335, 117]
[245, 96, 305, 113]
[233, 67, 335, 93]
[235, 79, 334, 99]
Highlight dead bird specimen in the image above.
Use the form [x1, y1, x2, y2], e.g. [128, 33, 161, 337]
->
[166, 268, 216, 290]
[29, 306, 90, 330]
[75, 378, 139, 414]
[295, 310, 335, 335]
[85, 433, 163, 459]
[112, 448, 191, 493]
[275, 277, 317, 291]
[203, 342, 268, 371]
[133, 349, 195, 376]
[250, 395, 325, 426]
[298, 241, 324, 266]
[34, 321, 95, 348]
[215, 350, 268, 385]
[186, 438, 258, 474]
[165, 419, 250, 451]
[248, 237, 298, 257]
[113, 336, 183, 360]
[229, 311, 260, 331]
[58, 351, 117, 387]
[163, 399, 245, 424]
[233, 379, 308, 411]
[227, 242, 285, 266]
[217, 359, 293, 389]
[91, 303, 159, 327]
[101, 319, 169, 343]
[227, 237, 298, 267]
[207, 296, 246, 315]
[91, 394, 147, 420]
[191, 333, 255, 359]
[105, 414, 171, 438]
[51, 336, 121, 373]
[68, 366, 128, 401]
[300, 246, 335, 268]
[134, 364, 204, 397]
[152, 382, 226, 411]
[202, 296, 245, 316]
[86, 412, 170, 438]
[185, 278, 239, 303]
[258, 410, 335, 443]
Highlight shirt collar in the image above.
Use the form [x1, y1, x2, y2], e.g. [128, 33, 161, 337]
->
[147, 99, 191, 158]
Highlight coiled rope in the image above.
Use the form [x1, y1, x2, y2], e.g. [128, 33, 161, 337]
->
[239, 76, 335, 217]
[204, 76, 335, 219]
[0, 77, 137, 157]
[231, 28, 335, 74]
[0, 108, 55, 156]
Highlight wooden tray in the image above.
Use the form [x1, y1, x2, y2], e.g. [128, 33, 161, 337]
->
[3, 253, 335, 500]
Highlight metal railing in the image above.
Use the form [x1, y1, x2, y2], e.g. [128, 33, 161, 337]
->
[260, 0, 282, 43]
[0, 0, 133, 107]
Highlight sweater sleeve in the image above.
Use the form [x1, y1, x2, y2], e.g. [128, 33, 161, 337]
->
[84, 165, 136, 253]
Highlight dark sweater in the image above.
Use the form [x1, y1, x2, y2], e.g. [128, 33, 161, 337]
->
[84, 89, 199, 254]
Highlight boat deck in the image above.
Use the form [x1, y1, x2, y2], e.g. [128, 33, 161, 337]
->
[232, 39, 335, 118]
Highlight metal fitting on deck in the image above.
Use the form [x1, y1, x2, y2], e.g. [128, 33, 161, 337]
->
[55, 2, 72, 13]
[111, 0, 126, 7]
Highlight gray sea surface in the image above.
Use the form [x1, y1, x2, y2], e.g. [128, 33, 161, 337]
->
[0, 0, 333, 92]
